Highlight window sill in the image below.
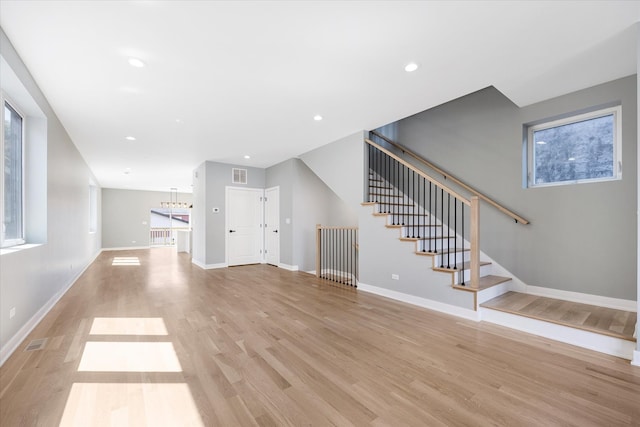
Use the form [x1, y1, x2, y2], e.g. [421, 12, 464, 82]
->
[0, 243, 43, 256]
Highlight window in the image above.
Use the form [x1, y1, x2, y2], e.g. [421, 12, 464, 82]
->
[1, 96, 25, 247]
[527, 105, 621, 188]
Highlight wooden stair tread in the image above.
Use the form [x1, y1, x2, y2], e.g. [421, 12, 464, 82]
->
[414, 248, 469, 257]
[452, 275, 511, 292]
[433, 261, 491, 273]
[481, 292, 637, 342]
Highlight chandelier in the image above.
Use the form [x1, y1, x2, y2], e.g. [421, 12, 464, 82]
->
[160, 188, 190, 209]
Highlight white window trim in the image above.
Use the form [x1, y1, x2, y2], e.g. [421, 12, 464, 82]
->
[527, 105, 622, 188]
[1, 92, 26, 247]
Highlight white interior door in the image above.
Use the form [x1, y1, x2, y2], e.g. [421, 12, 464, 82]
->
[264, 187, 280, 266]
[226, 187, 263, 266]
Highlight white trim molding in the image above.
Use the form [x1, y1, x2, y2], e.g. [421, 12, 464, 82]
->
[358, 282, 480, 322]
[525, 285, 636, 312]
[631, 350, 640, 367]
[101, 246, 150, 252]
[481, 308, 636, 361]
[278, 263, 299, 271]
[0, 249, 102, 366]
[192, 259, 228, 270]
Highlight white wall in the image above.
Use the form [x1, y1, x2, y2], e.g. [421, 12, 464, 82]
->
[0, 29, 102, 364]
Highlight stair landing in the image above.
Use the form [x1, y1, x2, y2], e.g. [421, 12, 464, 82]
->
[481, 291, 637, 342]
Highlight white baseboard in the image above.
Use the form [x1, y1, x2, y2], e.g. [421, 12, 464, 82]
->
[306, 270, 316, 275]
[278, 263, 299, 271]
[358, 282, 480, 321]
[631, 350, 640, 367]
[525, 285, 636, 312]
[101, 246, 150, 251]
[0, 249, 102, 367]
[481, 308, 636, 361]
[192, 259, 228, 270]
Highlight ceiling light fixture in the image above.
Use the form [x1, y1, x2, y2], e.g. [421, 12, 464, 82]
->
[124, 168, 131, 175]
[125, 136, 136, 141]
[404, 62, 419, 72]
[313, 115, 323, 121]
[128, 57, 145, 68]
[244, 155, 251, 159]
[160, 188, 190, 209]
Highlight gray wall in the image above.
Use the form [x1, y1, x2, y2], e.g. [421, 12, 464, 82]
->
[0, 29, 102, 361]
[101, 189, 192, 249]
[191, 161, 265, 266]
[299, 131, 365, 212]
[265, 158, 358, 271]
[394, 75, 637, 300]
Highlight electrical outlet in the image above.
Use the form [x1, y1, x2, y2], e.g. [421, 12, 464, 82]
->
[392, 274, 399, 280]
[9, 307, 16, 319]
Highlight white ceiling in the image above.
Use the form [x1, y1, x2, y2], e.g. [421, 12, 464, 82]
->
[1, 1, 639, 193]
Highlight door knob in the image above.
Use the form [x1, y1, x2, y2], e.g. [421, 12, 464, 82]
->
[229, 230, 236, 233]
[273, 230, 278, 233]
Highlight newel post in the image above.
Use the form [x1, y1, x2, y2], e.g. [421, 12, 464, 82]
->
[470, 197, 480, 289]
[315, 224, 321, 278]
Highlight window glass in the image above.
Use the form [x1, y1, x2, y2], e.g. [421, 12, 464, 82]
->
[3, 100, 24, 245]
[528, 106, 621, 187]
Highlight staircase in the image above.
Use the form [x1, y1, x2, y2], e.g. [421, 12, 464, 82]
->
[363, 137, 512, 309]
[361, 133, 637, 360]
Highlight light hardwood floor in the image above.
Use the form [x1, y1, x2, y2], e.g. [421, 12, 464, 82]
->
[1, 248, 639, 426]
[482, 291, 637, 341]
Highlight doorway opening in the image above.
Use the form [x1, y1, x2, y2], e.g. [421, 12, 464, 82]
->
[150, 208, 190, 246]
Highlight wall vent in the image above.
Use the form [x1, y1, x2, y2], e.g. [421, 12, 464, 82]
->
[232, 168, 247, 184]
[25, 338, 48, 352]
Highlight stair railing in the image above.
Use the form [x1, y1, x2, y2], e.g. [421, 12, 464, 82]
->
[315, 225, 358, 287]
[365, 138, 481, 288]
[369, 130, 529, 225]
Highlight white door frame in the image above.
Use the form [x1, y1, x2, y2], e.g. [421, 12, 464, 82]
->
[264, 186, 280, 266]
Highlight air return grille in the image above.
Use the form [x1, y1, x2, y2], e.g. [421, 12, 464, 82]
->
[232, 168, 247, 184]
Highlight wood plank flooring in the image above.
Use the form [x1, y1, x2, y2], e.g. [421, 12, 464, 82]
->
[482, 291, 637, 341]
[1, 248, 639, 426]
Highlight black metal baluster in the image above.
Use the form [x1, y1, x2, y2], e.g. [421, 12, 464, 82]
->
[447, 193, 451, 269]
[454, 198, 458, 272]
[461, 205, 465, 286]
[433, 184, 437, 254]
[439, 188, 444, 266]
[416, 175, 421, 238]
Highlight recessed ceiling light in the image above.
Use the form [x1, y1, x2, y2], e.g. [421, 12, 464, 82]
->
[313, 115, 323, 121]
[244, 155, 251, 159]
[128, 57, 145, 68]
[124, 168, 131, 175]
[125, 136, 136, 141]
[175, 119, 183, 124]
[404, 62, 419, 72]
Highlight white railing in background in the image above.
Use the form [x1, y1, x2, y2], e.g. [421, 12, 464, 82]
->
[150, 227, 190, 246]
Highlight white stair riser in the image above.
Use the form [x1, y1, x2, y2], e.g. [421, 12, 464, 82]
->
[446, 264, 493, 284]
[431, 251, 471, 265]
[416, 238, 462, 251]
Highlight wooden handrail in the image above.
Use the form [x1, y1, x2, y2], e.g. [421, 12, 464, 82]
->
[365, 139, 470, 206]
[370, 130, 529, 225]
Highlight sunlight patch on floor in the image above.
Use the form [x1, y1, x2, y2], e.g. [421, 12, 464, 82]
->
[78, 342, 182, 372]
[89, 317, 168, 335]
[59, 383, 204, 427]
[112, 257, 141, 266]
